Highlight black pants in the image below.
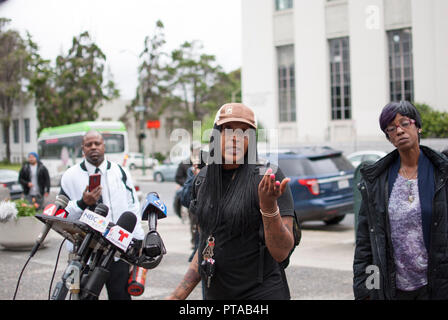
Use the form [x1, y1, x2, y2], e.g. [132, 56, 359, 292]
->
[105, 260, 131, 300]
[396, 285, 429, 300]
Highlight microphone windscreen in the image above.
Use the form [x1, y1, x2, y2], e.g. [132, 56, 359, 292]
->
[94, 204, 109, 217]
[55, 194, 70, 208]
[117, 211, 137, 233]
[141, 192, 167, 220]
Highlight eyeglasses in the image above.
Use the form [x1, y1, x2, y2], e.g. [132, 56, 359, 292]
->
[384, 118, 416, 135]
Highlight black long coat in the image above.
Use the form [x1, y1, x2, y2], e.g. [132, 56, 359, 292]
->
[353, 146, 448, 300]
[18, 161, 51, 196]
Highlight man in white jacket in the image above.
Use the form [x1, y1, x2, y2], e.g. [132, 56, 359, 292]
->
[59, 130, 144, 300]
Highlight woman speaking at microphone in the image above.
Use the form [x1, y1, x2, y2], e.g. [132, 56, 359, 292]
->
[167, 103, 295, 300]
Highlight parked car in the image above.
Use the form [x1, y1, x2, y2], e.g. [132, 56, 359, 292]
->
[0, 169, 23, 200]
[153, 161, 179, 182]
[260, 147, 355, 225]
[346, 150, 387, 168]
[125, 152, 159, 170]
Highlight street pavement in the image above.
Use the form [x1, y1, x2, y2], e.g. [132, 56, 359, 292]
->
[0, 170, 356, 300]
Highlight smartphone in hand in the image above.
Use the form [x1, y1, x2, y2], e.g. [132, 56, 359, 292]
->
[89, 173, 101, 192]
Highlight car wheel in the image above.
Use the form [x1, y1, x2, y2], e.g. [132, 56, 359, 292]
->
[154, 172, 164, 182]
[324, 215, 346, 225]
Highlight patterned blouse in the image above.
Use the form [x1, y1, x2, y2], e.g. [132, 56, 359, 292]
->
[388, 174, 428, 291]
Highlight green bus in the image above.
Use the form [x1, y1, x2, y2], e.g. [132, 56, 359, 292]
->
[37, 121, 129, 185]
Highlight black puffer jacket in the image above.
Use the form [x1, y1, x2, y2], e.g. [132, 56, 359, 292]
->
[18, 161, 51, 196]
[353, 145, 448, 300]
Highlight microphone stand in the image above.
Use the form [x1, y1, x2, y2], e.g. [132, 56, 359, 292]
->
[51, 240, 83, 300]
[51, 234, 95, 300]
[79, 246, 115, 300]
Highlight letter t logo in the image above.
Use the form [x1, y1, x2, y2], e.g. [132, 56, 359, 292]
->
[118, 230, 129, 242]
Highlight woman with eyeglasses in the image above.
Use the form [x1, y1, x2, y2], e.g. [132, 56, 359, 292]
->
[353, 101, 448, 300]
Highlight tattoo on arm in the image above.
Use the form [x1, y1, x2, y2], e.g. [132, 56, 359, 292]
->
[175, 267, 201, 298]
[172, 251, 201, 299]
[263, 215, 294, 260]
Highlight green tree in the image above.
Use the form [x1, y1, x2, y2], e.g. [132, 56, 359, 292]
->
[123, 21, 241, 140]
[0, 18, 32, 162]
[207, 68, 242, 107]
[415, 102, 448, 138]
[121, 20, 169, 151]
[165, 40, 222, 126]
[127, 21, 169, 117]
[26, 32, 59, 134]
[31, 31, 119, 132]
[194, 68, 242, 143]
[137, 20, 170, 120]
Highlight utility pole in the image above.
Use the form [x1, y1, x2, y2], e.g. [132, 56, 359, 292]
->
[136, 71, 146, 176]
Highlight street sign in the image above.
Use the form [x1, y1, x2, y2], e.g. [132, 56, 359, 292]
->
[134, 105, 146, 112]
[146, 120, 160, 129]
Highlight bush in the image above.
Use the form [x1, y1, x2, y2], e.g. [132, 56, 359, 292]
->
[153, 152, 166, 163]
[415, 103, 448, 138]
[14, 199, 37, 217]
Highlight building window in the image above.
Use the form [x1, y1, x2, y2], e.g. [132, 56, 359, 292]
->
[277, 45, 296, 122]
[387, 28, 414, 102]
[329, 37, 351, 120]
[24, 118, 30, 143]
[13, 119, 19, 144]
[275, 0, 293, 11]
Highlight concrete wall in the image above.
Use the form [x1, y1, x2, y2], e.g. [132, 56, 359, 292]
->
[412, 0, 448, 111]
[241, 0, 277, 133]
[294, 0, 328, 143]
[348, 0, 389, 141]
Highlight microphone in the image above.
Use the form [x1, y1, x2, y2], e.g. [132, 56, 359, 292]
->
[77, 204, 109, 295]
[127, 266, 148, 296]
[116, 211, 137, 233]
[141, 192, 167, 228]
[76, 204, 109, 261]
[138, 192, 167, 269]
[81, 211, 137, 300]
[93, 203, 109, 217]
[42, 194, 69, 218]
[52, 204, 110, 300]
[29, 194, 69, 258]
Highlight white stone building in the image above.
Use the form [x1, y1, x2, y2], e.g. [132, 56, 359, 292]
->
[241, 0, 448, 150]
[0, 100, 38, 163]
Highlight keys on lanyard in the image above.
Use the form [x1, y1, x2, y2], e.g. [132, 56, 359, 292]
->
[201, 236, 216, 288]
[202, 236, 215, 260]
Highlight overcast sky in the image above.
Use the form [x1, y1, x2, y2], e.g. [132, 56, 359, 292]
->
[0, 0, 242, 99]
